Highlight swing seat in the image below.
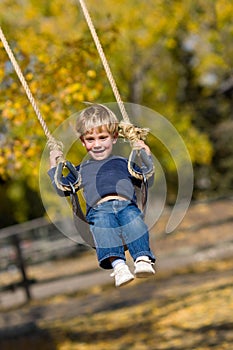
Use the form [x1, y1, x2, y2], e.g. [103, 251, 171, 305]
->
[55, 148, 154, 248]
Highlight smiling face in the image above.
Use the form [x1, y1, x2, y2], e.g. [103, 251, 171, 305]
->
[81, 125, 117, 161]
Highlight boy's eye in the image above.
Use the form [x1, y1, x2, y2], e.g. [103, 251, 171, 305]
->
[84, 133, 110, 142]
[85, 137, 94, 142]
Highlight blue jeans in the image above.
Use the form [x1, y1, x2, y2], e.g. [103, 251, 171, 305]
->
[86, 200, 155, 269]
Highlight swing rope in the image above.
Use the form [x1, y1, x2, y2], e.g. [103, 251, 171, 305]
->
[78, 0, 154, 180]
[0, 27, 63, 154]
[77, 0, 150, 146]
[78, 0, 129, 124]
[0, 26, 81, 191]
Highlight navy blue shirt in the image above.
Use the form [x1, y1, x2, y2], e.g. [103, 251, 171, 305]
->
[48, 155, 143, 214]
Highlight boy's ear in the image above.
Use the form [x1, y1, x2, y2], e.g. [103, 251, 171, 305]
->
[112, 132, 118, 144]
[80, 136, 85, 146]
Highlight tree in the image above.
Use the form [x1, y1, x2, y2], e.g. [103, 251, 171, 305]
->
[0, 0, 232, 226]
[0, 0, 105, 225]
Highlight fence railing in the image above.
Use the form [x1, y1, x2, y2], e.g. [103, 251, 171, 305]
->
[0, 217, 88, 302]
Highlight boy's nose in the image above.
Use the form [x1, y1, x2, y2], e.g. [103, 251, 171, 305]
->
[93, 139, 101, 148]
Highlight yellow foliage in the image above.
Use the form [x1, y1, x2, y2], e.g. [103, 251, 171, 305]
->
[165, 38, 177, 50]
[87, 70, 96, 78]
[0, 0, 231, 207]
[0, 67, 4, 80]
[216, 0, 233, 25]
[184, 128, 213, 165]
[66, 83, 82, 94]
[0, 156, 5, 165]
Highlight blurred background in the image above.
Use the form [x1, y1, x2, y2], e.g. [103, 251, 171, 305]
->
[0, 1, 233, 349]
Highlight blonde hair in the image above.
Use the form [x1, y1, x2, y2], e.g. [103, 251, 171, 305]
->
[76, 104, 119, 137]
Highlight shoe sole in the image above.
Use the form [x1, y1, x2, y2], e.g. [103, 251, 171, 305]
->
[135, 271, 155, 278]
[116, 276, 134, 287]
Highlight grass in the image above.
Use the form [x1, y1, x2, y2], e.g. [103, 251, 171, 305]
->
[1, 198, 233, 349]
[1, 257, 232, 350]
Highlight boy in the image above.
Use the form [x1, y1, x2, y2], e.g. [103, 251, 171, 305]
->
[48, 104, 155, 287]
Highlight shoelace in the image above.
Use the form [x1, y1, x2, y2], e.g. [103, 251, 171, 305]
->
[135, 258, 154, 266]
[110, 265, 128, 277]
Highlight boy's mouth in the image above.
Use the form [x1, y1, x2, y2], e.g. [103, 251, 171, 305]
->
[92, 149, 105, 154]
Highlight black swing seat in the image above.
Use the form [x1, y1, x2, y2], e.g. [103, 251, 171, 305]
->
[55, 149, 154, 248]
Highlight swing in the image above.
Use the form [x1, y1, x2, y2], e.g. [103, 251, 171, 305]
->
[0, 0, 154, 247]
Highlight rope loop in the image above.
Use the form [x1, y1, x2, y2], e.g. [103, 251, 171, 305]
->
[47, 136, 81, 192]
[54, 160, 81, 192]
[128, 148, 155, 180]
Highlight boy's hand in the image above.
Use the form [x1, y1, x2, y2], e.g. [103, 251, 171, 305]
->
[49, 149, 64, 168]
[133, 140, 151, 155]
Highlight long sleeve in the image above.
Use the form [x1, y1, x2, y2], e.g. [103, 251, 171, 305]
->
[47, 167, 76, 197]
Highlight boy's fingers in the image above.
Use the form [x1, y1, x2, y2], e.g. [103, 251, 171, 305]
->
[50, 150, 63, 157]
[133, 140, 150, 151]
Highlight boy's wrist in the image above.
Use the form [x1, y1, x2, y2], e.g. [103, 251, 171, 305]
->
[50, 161, 57, 168]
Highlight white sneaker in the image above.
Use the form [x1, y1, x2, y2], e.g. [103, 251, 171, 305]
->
[134, 256, 155, 278]
[110, 264, 134, 287]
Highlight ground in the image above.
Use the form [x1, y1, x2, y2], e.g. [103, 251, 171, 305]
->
[0, 198, 233, 350]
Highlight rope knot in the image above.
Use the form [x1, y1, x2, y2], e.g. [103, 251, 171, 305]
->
[118, 121, 150, 144]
